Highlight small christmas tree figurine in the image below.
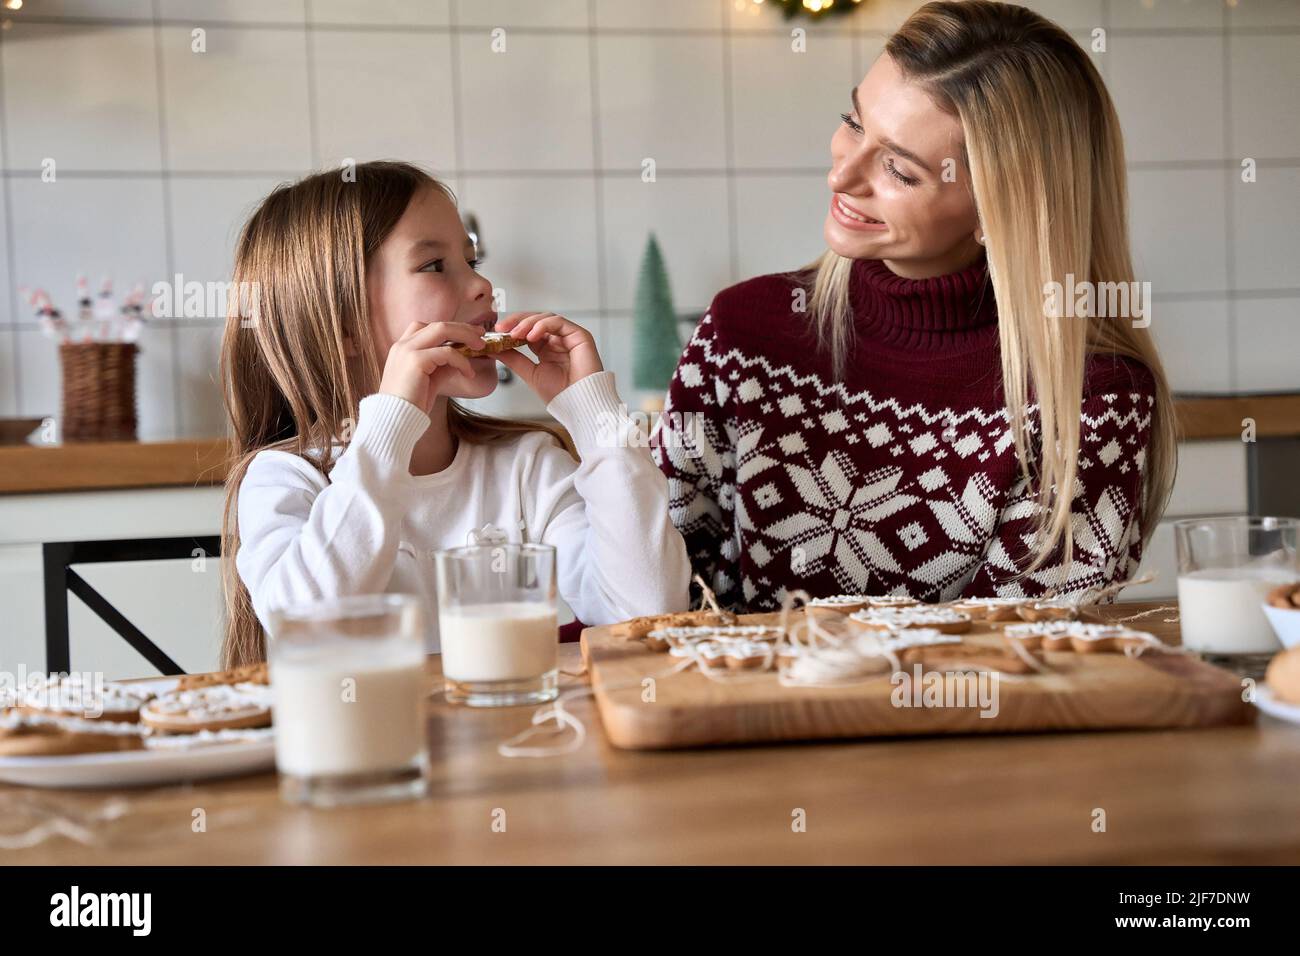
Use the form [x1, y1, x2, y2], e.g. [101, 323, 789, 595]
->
[632, 233, 683, 410]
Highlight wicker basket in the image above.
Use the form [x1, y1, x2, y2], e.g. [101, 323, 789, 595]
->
[59, 342, 139, 442]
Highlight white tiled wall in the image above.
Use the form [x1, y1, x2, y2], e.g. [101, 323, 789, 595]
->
[0, 0, 1297, 438]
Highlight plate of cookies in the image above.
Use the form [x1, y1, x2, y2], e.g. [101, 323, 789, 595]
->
[0, 665, 275, 789]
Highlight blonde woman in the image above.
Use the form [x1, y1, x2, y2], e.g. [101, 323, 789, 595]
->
[654, 1, 1176, 611]
[219, 161, 690, 667]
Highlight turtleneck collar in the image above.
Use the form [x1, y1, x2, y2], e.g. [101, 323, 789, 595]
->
[849, 254, 998, 351]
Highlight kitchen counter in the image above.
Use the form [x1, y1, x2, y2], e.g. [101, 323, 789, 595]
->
[2, 395, 1296, 495]
[4, 605, 1298, 864]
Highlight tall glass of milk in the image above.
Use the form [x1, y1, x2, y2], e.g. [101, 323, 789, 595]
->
[268, 594, 429, 807]
[434, 543, 559, 707]
[1175, 517, 1298, 673]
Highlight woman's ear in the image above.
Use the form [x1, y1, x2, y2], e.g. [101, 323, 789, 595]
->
[341, 334, 360, 358]
[974, 229, 986, 246]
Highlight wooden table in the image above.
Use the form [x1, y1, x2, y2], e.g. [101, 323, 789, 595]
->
[4, 605, 1300, 865]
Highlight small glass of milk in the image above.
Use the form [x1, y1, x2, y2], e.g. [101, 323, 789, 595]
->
[434, 543, 559, 707]
[1175, 517, 1299, 674]
[268, 594, 429, 807]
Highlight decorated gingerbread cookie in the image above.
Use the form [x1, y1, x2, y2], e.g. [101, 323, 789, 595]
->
[669, 639, 775, 671]
[16, 675, 154, 723]
[1015, 599, 1080, 623]
[645, 624, 782, 653]
[848, 606, 973, 634]
[0, 710, 146, 757]
[140, 682, 273, 734]
[613, 609, 738, 644]
[176, 661, 269, 692]
[805, 594, 875, 617]
[950, 597, 1030, 622]
[1003, 621, 1159, 654]
[805, 594, 919, 618]
[143, 726, 275, 750]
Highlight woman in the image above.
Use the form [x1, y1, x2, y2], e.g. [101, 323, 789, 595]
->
[653, 0, 1176, 611]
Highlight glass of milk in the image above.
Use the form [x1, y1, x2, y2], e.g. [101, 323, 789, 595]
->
[268, 594, 429, 807]
[1175, 517, 1298, 673]
[434, 543, 559, 707]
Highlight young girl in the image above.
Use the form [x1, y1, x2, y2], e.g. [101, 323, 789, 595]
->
[219, 161, 691, 667]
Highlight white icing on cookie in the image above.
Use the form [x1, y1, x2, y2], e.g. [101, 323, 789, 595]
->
[669, 638, 774, 661]
[849, 607, 971, 629]
[722, 641, 774, 659]
[807, 594, 874, 607]
[19, 675, 154, 716]
[670, 640, 726, 660]
[648, 625, 782, 642]
[1026, 599, 1079, 612]
[141, 682, 272, 724]
[1004, 621, 1157, 644]
[0, 710, 147, 737]
[1067, 623, 1159, 644]
[144, 726, 275, 750]
[874, 629, 964, 652]
[1004, 621, 1074, 638]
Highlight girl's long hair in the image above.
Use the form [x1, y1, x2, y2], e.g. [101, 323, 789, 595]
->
[806, 0, 1176, 581]
[219, 161, 574, 668]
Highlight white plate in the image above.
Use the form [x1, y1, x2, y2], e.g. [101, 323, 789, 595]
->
[0, 678, 276, 790]
[0, 738, 276, 789]
[1253, 685, 1300, 726]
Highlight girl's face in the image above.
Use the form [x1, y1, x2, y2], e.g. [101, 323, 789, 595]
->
[825, 54, 982, 279]
[366, 185, 499, 399]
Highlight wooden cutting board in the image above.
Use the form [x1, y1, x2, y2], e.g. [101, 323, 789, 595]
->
[580, 604, 1256, 750]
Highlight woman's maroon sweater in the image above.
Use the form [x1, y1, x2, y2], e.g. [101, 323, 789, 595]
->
[651, 255, 1155, 611]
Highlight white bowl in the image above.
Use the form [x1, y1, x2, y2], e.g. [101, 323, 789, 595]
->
[1261, 602, 1300, 650]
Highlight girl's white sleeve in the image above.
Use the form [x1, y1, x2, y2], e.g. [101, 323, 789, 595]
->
[527, 371, 693, 624]
[235, 393, 429, 631]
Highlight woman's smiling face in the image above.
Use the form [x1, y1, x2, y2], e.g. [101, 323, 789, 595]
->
[825, 54, 982, 278]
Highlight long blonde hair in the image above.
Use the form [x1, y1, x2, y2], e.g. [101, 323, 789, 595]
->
[219, 161, 573, 668]
[807, 0, 1176, 580]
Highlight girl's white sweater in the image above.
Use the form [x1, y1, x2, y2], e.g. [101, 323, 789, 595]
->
[235, 371, 692, 652]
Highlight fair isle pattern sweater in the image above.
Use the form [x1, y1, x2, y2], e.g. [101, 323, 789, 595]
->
[650, 256, 1155, 613]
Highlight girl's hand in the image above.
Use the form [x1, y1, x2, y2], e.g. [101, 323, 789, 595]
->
[494, 311, 604, 406]
[378, 320, 485, 412]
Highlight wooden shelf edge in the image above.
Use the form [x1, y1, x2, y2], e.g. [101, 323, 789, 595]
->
[0, 438, 232, 495]
[1175, 394, 1300, 441]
